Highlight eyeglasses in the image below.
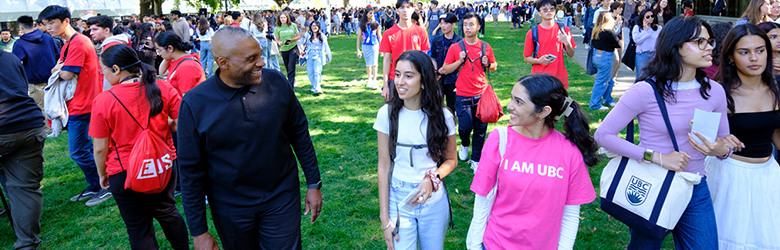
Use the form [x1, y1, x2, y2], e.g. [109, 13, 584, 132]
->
[644, 15, 654, 19]
[688, 37, 716, 50]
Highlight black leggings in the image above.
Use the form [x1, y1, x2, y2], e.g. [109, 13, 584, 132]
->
[281, 46, 300, 86]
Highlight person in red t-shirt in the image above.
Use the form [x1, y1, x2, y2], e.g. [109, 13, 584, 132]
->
[90, 44, 189, 249]
[379, 0, 431, 99]
[682, 0, 694, 17]
[40, 5, 110, 206]
[439, 12, 497, 171]
[155, 31, 206, 95]
[523, 0, 576, 88]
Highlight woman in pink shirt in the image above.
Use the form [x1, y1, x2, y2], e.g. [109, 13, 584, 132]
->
[470, 74, 597, 249]
[594, 16, 741, 249]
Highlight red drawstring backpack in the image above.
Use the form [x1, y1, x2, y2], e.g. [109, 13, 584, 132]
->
[109, 91, 174, 194]
[457, 40, 504, 123]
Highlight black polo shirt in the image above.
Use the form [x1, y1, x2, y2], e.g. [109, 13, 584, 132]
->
[177, 68, 321, 236]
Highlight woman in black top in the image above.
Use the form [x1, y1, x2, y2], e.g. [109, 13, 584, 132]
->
[709, 23, 780, 250]
[653, 0, 675, 25]
[588, 12, 622, 110]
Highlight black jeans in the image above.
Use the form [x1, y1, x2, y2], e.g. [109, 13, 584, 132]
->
[281, 46, 300, 86]
[0, 126, 45, 250]
[108, 169, 188, 250]
[211, 195, 302, 250]
[456, 95, 488, 162]
[440, 82, 456, 113]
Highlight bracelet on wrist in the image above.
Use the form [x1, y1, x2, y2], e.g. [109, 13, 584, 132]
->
[425, 169, 442, 192]
[716, 147, 734, 160]
[382, 221, 393, 230]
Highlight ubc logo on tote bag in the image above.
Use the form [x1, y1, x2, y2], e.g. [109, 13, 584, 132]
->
[626, 176, 651, 205]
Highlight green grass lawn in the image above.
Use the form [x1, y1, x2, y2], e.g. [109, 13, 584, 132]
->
[0, 22, 675, 249]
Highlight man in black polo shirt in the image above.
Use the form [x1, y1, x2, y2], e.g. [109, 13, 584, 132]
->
[0, 50, 46, 250]
[177, 26, 323, 250]
[431, 13, 462, 112]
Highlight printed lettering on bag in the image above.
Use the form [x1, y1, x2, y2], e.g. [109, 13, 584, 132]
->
[138, 154, 172, 179]
[626, 175, 651, 206]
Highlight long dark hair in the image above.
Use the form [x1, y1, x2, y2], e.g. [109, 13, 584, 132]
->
[715, 24, 780, 112]
[101, 44, 163, 116]
[387, 51, 450, 163]
[711, 22, 734, 67]
[154, 31, 193, 52]
[198, 17, 209, 36]
[639, 16, 713, 102]
[638, 9, 659, 31]
[361, 8, 379, 33]
[308, 21, 323, 43]
[516, 74, 600, 167]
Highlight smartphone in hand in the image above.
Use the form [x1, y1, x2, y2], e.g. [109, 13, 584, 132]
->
[545, 54, 557, 61]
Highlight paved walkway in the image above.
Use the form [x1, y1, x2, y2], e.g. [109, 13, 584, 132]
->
[568, 27, 636, 98]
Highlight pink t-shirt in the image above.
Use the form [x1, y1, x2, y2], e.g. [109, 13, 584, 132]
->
[471, 126, 596, 249]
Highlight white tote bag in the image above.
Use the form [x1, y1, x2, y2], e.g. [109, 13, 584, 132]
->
[466, 127, 507, 250]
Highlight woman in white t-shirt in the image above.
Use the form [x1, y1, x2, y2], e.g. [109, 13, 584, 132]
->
[374, 50, 457, 250]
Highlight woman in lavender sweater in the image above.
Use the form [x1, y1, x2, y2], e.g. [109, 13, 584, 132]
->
[594, 16, 742, 249]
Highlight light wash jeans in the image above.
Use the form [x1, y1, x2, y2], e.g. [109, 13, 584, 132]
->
[565, 16, 573, 27]
[257, 38, 280, 71]
[200, 41, 214, 78]
[307, 57, 323, 93]
[635, 51, 653, 79]
[388, 178, 449, 250]
[590, 49, 615, 109]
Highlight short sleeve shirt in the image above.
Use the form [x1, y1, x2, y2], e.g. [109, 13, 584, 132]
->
[523, 23, 575, 88]
[373, 104, 456, 183]
[471, 127, 595, 249]
[61, 34, 101, 115]
[89, 80, 182, 176]
[444, 40, 496, 97]
[273, 24, 299, 52]
[167, 54, 206, 95]
[379, 24, 430, 81]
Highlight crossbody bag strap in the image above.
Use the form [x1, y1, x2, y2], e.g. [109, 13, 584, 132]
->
[62, 33, 79, 62]
[108, 90, 146, 130]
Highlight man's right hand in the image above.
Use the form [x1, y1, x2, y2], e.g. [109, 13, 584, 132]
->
[382, 84, 390, 100]
[194, 232, 221, 250]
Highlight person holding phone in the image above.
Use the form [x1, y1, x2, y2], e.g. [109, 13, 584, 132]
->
[273, 12, 301, 86]
[523, 0, 576, 88]
[589, 12, 621, 110]
[374, 50, 457, 250]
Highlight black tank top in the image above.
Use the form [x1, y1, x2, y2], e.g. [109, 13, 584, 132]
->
[728, 111, 780, 158]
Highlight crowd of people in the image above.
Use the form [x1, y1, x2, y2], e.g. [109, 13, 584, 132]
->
[2, 0, 780, 249]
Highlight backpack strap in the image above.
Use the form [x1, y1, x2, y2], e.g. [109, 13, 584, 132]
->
[532, 25, 539, 58]
[107, 90, 149, 173]
[171, 57, 199, 78]
[62, 33, 79, 62]
[498, 127, 508, 158]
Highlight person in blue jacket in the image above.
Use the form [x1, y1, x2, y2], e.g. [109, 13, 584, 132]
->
[12, 15, 59, 130]
[582, 0, 599, 45]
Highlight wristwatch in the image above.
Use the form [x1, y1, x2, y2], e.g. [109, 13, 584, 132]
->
[643, 149, 654, 163]
[308, 180, 322, 190]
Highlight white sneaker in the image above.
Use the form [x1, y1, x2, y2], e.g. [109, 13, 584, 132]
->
[470, 161, 479, 174]
[459, 146, 469, 161]
[366, 80, 378, 89]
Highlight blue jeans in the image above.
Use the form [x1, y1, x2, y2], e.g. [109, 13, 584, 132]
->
[565, 16, 572, 27]
[583, 27, 593, 44]
[590, 49, 615, 109]
[628, 177, 718, 250]
[200, 41, 214, 78]
[344, 22, 352, 36]
[258, 38, 280, 71]
[456, 95, 488, 162]
[635, 51, 653, 79]
[307, 57, 323, 93]
[67, 114, 100, 192]
[388, 178, 449, 250]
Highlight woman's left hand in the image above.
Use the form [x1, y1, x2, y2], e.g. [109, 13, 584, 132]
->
[689, 131, 730, 156]
[413, 178, 433, 205]
[99, 174, 110, 189]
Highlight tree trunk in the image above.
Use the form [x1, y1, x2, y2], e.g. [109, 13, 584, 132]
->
[154, 0, 164, 16]
[140, 0, 153, 16]
[343, 0, 348, 8]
